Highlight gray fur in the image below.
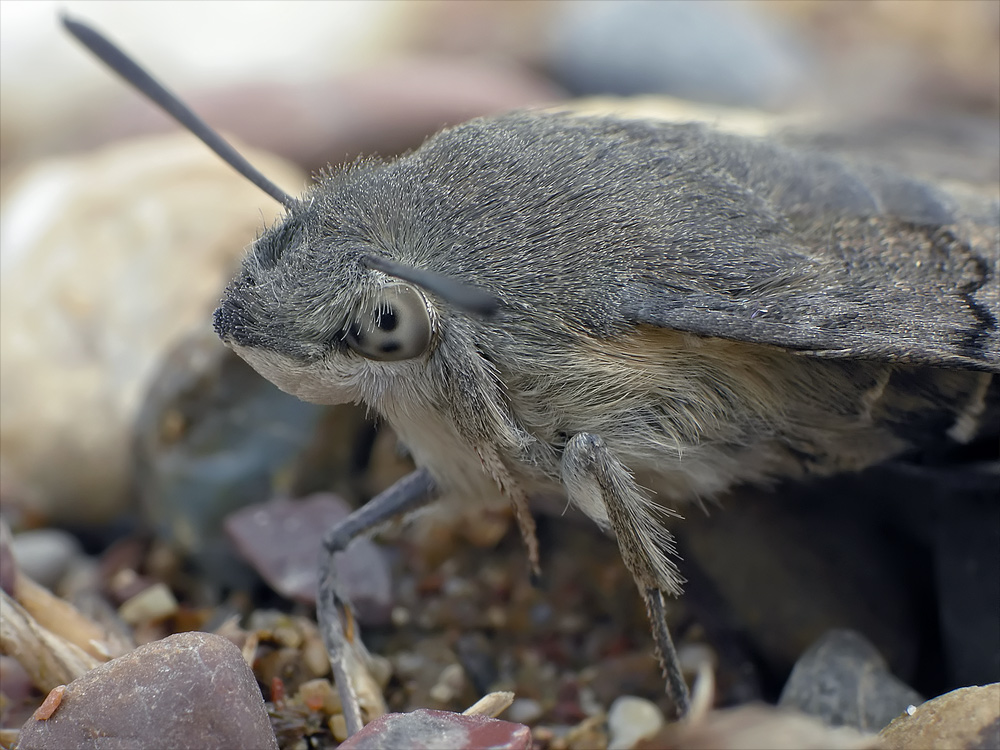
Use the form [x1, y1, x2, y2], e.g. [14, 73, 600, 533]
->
[67, 11, 996, 721]
[215, 112, 999, 543]
[218, 112, 999, 370]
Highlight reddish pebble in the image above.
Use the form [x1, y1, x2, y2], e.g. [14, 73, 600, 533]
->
[32, 686, 66, 721]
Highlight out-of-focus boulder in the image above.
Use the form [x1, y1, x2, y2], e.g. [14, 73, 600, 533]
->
[0, 134, 304, 523]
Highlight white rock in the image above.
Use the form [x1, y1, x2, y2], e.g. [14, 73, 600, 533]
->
[0, 134, 303, 522]
[607, 695, 666, 750]
[506, 697, 544, 725]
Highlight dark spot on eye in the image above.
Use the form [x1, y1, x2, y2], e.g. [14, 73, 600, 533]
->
[380, 341, 400, 354]
[377, 308, 398, 331]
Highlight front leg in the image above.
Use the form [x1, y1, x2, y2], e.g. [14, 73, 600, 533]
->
[317, 467, 438, 736]
[561, 433, 691, 719]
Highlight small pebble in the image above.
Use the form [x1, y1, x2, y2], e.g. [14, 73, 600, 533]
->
[329, 713, 349, 743]
[430, 663, 467, 704]
[485, 604, 507, 628]
[117, 582, 178, 625]
[506, 697, 544, 725]
[565, 715, 609, 749]
[10, 530, 83, 590]
[391, 606, 411, 627]
[297, 678, 340, 714]
[607, 696, 665, 750]
[578, 685, 603, 718]
[272, 622, 303, 649]
[302, 634, 332, 678]
[224, 494, 393, 625]
[678, 642, 718, 674]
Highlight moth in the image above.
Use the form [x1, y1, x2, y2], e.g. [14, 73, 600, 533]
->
[64, 15, 998, 731]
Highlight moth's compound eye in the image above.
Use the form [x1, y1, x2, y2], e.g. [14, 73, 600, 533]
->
[344, 284, 432, 361]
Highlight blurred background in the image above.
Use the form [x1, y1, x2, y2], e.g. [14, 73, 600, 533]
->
[2, 0, 998, 170]
[1, 1, 998, 745]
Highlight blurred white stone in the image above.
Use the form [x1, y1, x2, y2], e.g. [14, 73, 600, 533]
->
[117, 581, 178, 625]
[607, 695, 666, 750]
[505, 697, 543, 725]
[0, 133, 304, 522]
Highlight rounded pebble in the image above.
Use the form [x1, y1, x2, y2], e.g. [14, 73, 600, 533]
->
[506, 697, 544, 725]
[607, 695, 666, 750]
[11, 530, 83, 590]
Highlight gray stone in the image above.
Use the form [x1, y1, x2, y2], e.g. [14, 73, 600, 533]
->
[10, 530, 82, 590]
[16, 632, 277, 750]
[133, 331, 379, 592]
[779, 630, 923, 733]
[134, 333, 324, 564]
[547, 0, 808, 107]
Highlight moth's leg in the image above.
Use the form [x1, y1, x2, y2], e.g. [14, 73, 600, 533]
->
[317, 467, 438, 736]
[561, 434, 691, 720]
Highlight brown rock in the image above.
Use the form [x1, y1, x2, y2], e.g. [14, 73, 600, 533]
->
[0, 135, 303, 524]
[879, 683, 1000, 750]
[224, 493, 393, 625]
[16, 632, 278, 750]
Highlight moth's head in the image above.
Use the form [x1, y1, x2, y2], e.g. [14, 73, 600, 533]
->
[213, 197, 443, 406]
[58, 15, 500, 410]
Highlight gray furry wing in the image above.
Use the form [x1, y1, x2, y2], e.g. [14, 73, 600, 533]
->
[607, 118, 1000, 372]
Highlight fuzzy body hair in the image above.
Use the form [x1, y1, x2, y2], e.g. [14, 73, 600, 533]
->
[217, 113, 999, 580]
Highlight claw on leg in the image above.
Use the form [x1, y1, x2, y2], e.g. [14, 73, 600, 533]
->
[645, 587, 692, 719]
[316, 467, 438, 736]
[317, 559, 365, 736]
[561, 433, 691, 719]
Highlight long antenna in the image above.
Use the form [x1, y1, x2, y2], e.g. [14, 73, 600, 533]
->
[61, 14, 298, 209]
[61, 14, 502, 318]
[362, 255, 500, 317]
